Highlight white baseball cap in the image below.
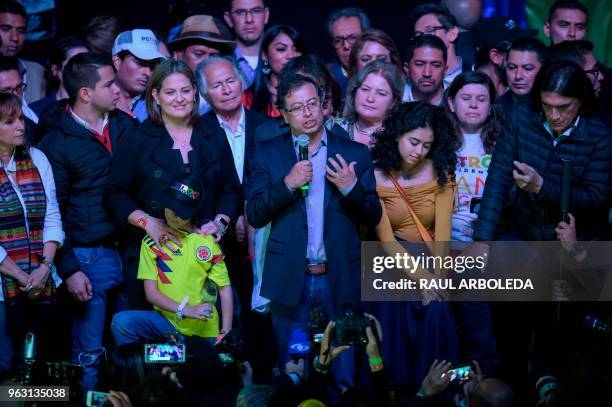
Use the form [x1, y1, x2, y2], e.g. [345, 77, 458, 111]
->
[112, 29, 165, 61]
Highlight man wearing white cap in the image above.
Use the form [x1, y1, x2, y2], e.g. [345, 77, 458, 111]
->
[112, 29, 165, 122]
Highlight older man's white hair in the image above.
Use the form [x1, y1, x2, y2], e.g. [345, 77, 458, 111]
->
[196, 55, 248, 102]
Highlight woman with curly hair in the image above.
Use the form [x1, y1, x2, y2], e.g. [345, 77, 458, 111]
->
[445, 71, 502, 241]
[369, 101, 460, 387]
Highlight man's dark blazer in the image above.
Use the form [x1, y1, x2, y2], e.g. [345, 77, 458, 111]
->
[246, 130, 382, 310]
[199, 108, 269, 189]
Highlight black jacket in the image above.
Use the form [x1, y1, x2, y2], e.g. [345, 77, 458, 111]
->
[37, 107, 136, 278]
[498, 91, 535, 124]
[104, 119, 242, 234]
[474, 114, 612, 241]
[198, 108, 269, 189]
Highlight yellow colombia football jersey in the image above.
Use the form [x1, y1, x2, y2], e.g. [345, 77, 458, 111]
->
[137, 231, 230, 338]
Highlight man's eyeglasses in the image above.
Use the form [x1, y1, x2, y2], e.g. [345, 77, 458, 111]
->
[332, 34, 359, 49]
[285, 99, 321, 115]
[230, 7, 266, 18]
[414, 26, 446, 36]
[0, 83, 27, 96]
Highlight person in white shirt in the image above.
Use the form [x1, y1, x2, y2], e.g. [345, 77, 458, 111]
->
[0, 93, 64, 374]
[196, 55, 273, 381]
[445, 71, 502, 241]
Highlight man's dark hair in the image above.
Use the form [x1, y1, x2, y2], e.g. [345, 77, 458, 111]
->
[326, 7, 371, 37]
[0, 55, 20, 75]
[508, 37, 548, 65]
[547, 0, 589, 23]
[548, 39, 593, 66]
[0, 0, 27, 19]
[63, 52, 114, 104]
[409, 3, 458, 32]
[225, 0, 266, 10]
[280, 54, 339, 113]
[277, 74, 324, 111]
[405, 34, 448, 64]
[46, 36, 89, 91]
[533, 60, 597, 116]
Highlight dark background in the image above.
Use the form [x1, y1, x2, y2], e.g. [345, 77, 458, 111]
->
[37, 0, 434, 63]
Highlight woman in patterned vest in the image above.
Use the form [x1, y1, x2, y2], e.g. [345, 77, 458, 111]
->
[0, 93, 64, 374]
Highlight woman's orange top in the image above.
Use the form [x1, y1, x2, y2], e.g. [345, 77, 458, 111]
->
[376, 179, 455, 242]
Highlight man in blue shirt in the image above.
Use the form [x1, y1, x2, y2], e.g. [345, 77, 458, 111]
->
[246, 74, 381, 388]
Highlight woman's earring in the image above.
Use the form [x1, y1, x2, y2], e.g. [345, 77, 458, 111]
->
[261, 59, 271, 75]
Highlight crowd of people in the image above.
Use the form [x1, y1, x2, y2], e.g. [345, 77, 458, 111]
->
[0, 0, 610, 405]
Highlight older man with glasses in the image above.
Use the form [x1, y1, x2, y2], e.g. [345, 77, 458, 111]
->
[325, 7, 370, 111]
[224, 0, 270, 89]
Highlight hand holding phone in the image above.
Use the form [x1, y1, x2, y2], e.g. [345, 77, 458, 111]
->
[442, 363, 473, 382]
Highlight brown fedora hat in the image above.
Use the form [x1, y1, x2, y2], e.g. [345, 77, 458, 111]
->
[170, 15, 236, 53]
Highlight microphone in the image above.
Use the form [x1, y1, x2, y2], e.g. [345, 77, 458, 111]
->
[296, 134, 309, 197]
[560, 159, 573, 223]
[23, 332, 36, 384]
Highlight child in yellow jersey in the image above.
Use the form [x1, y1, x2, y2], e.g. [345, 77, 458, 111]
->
[111, 173, 233, 346]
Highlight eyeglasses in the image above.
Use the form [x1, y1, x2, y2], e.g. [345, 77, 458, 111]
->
[230, 7, 266, 18]
[285, 99, 321, 115]
[0, 82, 27, 96]
[414, 26, 446, 36]
[332, 34, 359, 49]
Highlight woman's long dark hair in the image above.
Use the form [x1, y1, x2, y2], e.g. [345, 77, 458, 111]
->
[445, 71, 502, 154]
[372, 102, 457, 186]
[251, 25, 305, 114]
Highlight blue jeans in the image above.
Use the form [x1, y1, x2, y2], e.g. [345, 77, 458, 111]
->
[111, 310, 178, 346]
[0, 302, 14, 374]
[271, 274, 355, 395]
[72, 247, 126, 391]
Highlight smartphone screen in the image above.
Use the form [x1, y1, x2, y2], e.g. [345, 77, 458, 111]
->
[144, 343, 186, 363]
[443, 364, 472, 382]
[86, 391, 110, 407]
[218, 353, 234, 363]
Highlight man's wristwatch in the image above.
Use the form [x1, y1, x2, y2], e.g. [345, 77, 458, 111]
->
[39, 255, 56, 273]
[214, 217, 229, 236]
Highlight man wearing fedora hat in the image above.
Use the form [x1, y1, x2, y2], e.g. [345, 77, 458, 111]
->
[170, 15, 237, 73]
[170, 15, 237, 115]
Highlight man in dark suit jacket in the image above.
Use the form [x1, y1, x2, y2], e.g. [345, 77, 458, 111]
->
[246, 74, 381, 382]
[197, 55, 272, 381]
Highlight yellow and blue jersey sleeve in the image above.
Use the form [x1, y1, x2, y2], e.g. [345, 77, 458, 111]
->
[137, 235, 158, 281]
[191, 235, 231, 287]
